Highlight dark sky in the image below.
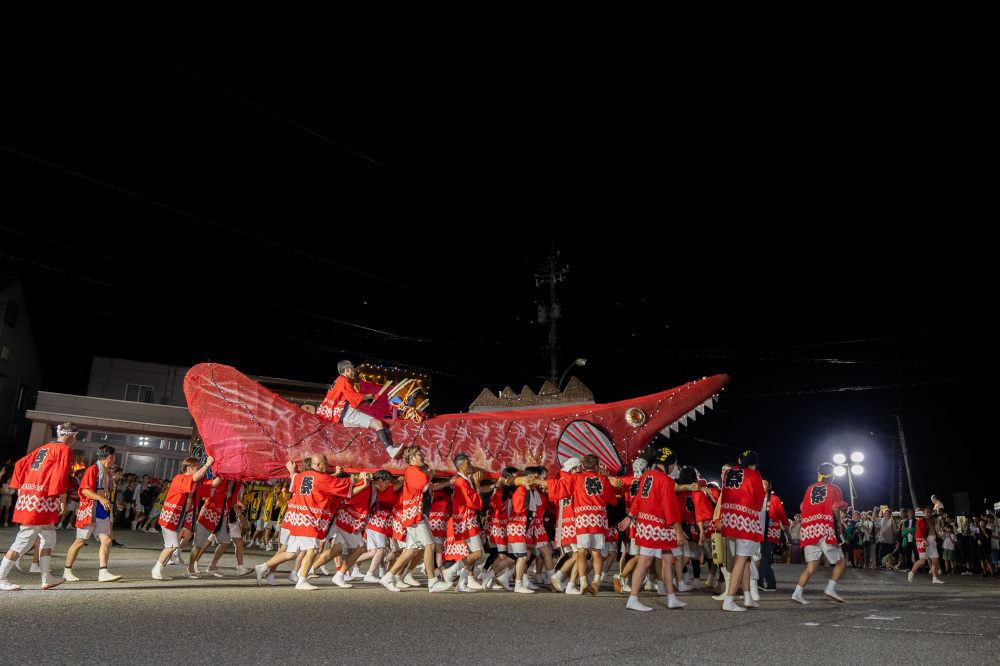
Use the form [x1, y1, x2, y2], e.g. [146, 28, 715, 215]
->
[3, 6, 995, 514]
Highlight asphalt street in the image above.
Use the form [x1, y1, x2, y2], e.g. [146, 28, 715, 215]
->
[1, 527, 997, 665]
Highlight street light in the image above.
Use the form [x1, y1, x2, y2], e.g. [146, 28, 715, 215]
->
[832, 452, 864, 509]
[558, 358, 587, 390]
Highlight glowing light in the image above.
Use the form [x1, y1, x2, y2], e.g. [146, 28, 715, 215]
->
[850, 452, 864, 463]
[832, 453, 846, 464]
[833, 465, 847, 476]
[851, 464, 864, 475]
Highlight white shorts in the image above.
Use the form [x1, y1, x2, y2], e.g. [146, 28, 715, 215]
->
[341, 404, 374, 429]
[149, 507, 161, 519]
[228, 519, 243, 541]
[463, 535, 483, 554]
[629, 538, 640, 557]
[286, 536, 322, 553]
[683, 541, 703, 559]
[334, 528, 363, 552]
[404, 520, 434, 550]
[532, 539, 548, 552]
[638, 546, 662, 558]
[10, 524, 57, 554]
[76, 517, 111, 541]
[161, 528, 182, 549]
[805, 540, 843, 564]
[366, 529, 388, 550]
[577, 533, 605, 551]
[279, 527, 290, 546]
[728, 538, 760, 558]
[508, 542, 528, 556]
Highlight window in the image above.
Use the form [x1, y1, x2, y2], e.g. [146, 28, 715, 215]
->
[2, 299, 18, 329]
[125, 384, 155, 403]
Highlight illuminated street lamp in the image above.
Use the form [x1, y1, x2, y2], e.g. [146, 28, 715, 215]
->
[558, 358, 587, 389]
[832, 452, 864, 509]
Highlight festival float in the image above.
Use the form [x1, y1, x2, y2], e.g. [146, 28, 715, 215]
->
[184, 362, 730, 481]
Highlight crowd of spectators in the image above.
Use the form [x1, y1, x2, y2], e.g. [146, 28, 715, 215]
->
[779, 497, 998, 579]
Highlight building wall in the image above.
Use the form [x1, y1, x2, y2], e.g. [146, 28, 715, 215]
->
[86, 356, 190, 407]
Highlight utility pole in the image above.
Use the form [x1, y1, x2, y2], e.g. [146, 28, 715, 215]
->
[896, 414, 920, 510]
[535, 248, 569, 385]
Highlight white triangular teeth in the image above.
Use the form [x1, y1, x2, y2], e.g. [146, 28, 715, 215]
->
[659, 395, 719, 438]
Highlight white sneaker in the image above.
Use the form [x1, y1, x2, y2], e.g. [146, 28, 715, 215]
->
[381, 573, 400, 592]
[481, 570, 496, 590]
[456, 579, 478, 593]
[99, 569, 122, 582]
[429, 579, 453, 593]
[824, 584, 844, 603]
[63, 568, 80, 582]
[442, 566, 458, 583]
[656, 581, 668, 597]
[344, 566, 360, 583]
[182, 571, 200, 579]
[289, 571, 299, 583]
[254, 564, 269, 586]
[0, 578, 20, 591]
[932, 577, 945, 584]
[750, 580, 760, 602]
[236, 565, 253, 576]
[626, 596, 652, 611]
[523, 574, 539, 591]
[908, 571, 915, 583]
[676, 580, 695, 592]
[319, 565, 332, 576]
[550, 571, 566, 592]
[667, 595, 687, 609]
[565, 582, 582, 595]
[466, 576, 484, 590]
[743, 593, 760, 608]
[295, 579, 319, 590]
[403, 572, 421, 588]
[41, 575, 65, 590]
[204, 568, 224, 578]
[722, 596, 746, 612]
[151, 564, 171, 581]
[514, 581, 535, 594]
[394, 575, 411, 589]
[791, 587, 809, 605]
[363, 573, 381, 584]
[497, 571, 513, 591]
[332, 572, 353, 588]
[29, 563, 41, 574]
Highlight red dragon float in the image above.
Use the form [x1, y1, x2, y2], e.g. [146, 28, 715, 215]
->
[184, 363, 730, 481]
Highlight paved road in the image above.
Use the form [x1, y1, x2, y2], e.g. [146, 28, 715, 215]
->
[1, 527, 997, 665]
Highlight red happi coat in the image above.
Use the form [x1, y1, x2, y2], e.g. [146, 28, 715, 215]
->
[678, 488, 714, 542]
[197, 479, 244, 531]
[630, 469, 681, 550]
[719, 465, 765, 542]
[428, 489, 451, 538]
[10, 441, 72, 526]
[317, 375, 365, 422]
[452, 474, 482, 540]
[547, 471, 617, 536]
[396, 465, 430, 533]
[334, 479, 373, 534]
[800, 481, 843, 547]
[765, 493, 790, 544]
[75, 463, 112, 528]
[282, 471, 353, 539]
[367, 485, 397, 537]
[488, 489, 512, 547]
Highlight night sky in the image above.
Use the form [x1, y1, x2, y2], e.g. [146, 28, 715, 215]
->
[3, 6, 995, 515]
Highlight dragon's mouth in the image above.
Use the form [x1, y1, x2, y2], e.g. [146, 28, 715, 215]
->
[658, 392, 720, 438]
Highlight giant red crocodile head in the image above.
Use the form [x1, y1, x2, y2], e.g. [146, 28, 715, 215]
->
[539, 373, 731, 473]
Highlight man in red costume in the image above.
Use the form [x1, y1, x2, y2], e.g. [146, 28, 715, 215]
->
[151, 455, 215, 581]
[317, 360, 399, 458]
[792, 462, 847, 604]
[380, 446, 453, 593]
[619, 446, 687, 611]
[545, 454, 622, 596]
[255, 453, 361, 590]
[63, 445, 121, 583]
[716, 450, 765, 612]
[908, 504, 945, 584]
[0, 422, 75, 591]
[441, 453, 485, 592]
